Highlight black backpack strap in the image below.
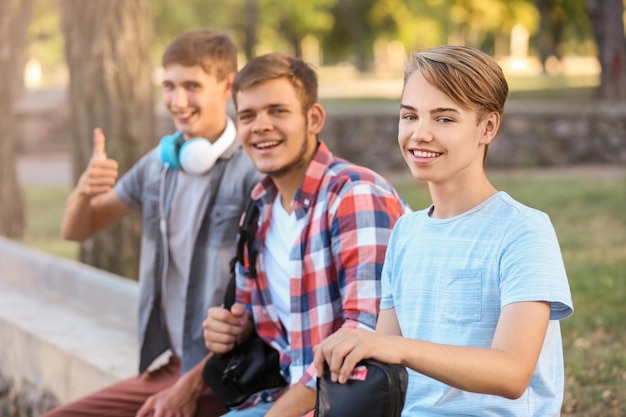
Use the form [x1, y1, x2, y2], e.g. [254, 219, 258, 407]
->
[223, 199, 260, 309]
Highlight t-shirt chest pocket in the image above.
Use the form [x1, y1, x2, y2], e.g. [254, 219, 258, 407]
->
[208, 201, 240, 245]
[437, 268, 482, 325]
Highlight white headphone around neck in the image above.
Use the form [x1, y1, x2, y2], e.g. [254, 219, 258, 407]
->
[158, 118, 236, 175]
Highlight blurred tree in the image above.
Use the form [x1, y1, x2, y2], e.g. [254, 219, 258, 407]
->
[371, 0, 448, 51]
[322, 0, 386, 71]
[28, 0, 65, 70]
[243, 0, 259, 59]
[152, 0, 256, 59]
[534, 0, 592, 72]
[536, 0, 565, 70]
[154, 0, 335, 61]
[449, 0, 537, 53]
[217, 0, 259, 60]
[370, 0, 537, 61]
[260, 0, 335, 57]
[60, 0, 155, 278]
[586, 0, 626, 99]
[0, 0, 35, 239]
[152, 0, 229, 55]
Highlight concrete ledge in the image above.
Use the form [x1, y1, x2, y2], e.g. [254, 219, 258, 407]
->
[0, 237, 138, 407]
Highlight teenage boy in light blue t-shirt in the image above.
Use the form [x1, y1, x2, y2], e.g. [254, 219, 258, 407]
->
[314, 45, 573, 417]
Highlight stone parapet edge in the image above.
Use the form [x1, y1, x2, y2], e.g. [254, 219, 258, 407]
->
[0, 237, 138, 408]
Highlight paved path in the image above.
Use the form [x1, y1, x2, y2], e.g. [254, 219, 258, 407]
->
[17, 152, 72, 186]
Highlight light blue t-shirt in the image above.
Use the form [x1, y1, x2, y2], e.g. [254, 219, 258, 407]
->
[381, 191, 573, 417]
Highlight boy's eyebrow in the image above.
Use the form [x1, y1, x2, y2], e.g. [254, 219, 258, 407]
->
[237, 102, 287, 114]
[161, 79, 200, 85]
[431, 107, 460, 114]
[399, 103, 460, 114]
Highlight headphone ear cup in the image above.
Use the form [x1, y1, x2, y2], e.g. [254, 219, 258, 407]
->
[159, 133, 184, 169]
[179, 139, 216, 175]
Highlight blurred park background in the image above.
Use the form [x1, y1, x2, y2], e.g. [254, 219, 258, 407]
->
[1, 0, 625, 416]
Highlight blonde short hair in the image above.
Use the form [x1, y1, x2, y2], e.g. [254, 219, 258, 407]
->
[162, 28, 237, 81]
[403, 45, 508, 121]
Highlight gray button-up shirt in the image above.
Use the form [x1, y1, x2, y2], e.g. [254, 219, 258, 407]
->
[116, 140, 261, 374]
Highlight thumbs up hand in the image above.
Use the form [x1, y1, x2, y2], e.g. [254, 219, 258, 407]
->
[77, 128, 119, 198]
[92, 127, 108, 160]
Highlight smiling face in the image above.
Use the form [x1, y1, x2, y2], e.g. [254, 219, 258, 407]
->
[398, 71, 499, 186]
[235, 77, 325, 182]
[161, 64, 232, 142]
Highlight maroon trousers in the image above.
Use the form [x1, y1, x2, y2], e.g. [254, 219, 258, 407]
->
[42, 356, 227, 417]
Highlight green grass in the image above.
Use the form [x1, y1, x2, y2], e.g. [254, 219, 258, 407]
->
[506, 74, 598, 100]
[21, 185, 79, 259]
[20, 170, 625, 415]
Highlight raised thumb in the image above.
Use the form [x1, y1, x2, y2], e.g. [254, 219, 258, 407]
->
[92, 128, 107, 159]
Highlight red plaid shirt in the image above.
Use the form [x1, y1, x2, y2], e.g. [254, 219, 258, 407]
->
[235, 141, 409, 406]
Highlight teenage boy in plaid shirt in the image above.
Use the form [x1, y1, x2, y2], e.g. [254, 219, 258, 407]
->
[202, 52, 410, 417]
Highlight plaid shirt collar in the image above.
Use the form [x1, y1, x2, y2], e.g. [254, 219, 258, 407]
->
[251, 140, 332, 219]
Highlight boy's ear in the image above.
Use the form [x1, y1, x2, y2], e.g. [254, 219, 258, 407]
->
[481, 112, 500, 145]
[221, 73, 235, 99]
[307, 103, 326, 134]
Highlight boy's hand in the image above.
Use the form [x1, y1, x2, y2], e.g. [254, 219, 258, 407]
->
[203, 303, 249, 353]
[77, 128, 119, 198]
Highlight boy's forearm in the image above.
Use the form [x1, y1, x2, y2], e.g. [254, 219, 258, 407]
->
[61, 188, 95, 241]
[265, 382, 316, 417]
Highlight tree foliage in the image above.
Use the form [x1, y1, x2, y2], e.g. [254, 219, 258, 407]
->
[27, 0, 609, 74]
[259, 0, 335, 57]
[321, 0, 385, 70]
[148, 0, 607, 73]
[535, 0, 593, 72]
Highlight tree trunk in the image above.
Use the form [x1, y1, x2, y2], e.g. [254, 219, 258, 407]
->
[60, 0, 155, 279]
[243, 0, 259, 61]
[535, 0, 557, 73]
[0, 0, 34, 239]
[586, 0, 626, 99]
